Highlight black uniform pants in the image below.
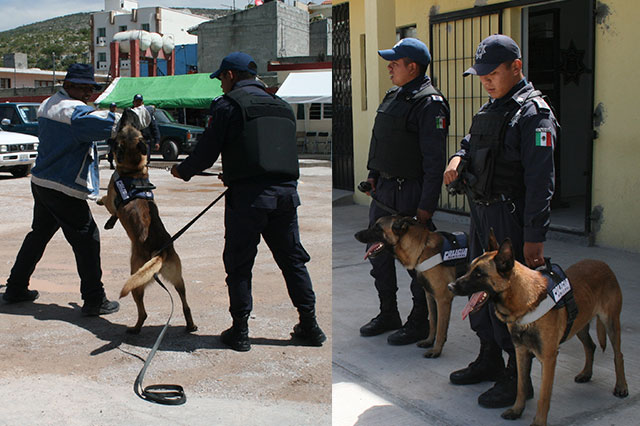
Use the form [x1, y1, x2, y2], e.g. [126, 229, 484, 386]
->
[7, 182, 106, 304]
[223, 186, 316, 317]
[468, 198, 525, 354]
[367, 176, 428, 319]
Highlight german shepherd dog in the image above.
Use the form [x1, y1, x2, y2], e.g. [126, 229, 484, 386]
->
[98, 108, 197, 334]
[448, 232, 628, 426]
[355, 216, 462, 358]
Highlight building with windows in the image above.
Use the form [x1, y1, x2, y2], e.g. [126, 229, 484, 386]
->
[90, 0, 210, 76]
[0, 53, 109, 102]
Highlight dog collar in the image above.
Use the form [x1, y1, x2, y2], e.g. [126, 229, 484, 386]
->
[517, 295, 556, 325]
[414, 253, 443, 273]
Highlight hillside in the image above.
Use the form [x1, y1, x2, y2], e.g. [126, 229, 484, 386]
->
[0, 8, 229, 71]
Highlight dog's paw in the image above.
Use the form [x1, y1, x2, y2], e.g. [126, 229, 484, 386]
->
[501, 408, 523, 420]
[126, 326, 142, 335]
[574, 372, 592, 383]
[96, 199, 104, 206]
[186, 324, 198, 333]
[614, 384, 629, 398]
[416, 338, 434, 348]
[423, 348, 441, 358]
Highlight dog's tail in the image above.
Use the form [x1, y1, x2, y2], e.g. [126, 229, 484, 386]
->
[596, 317, 607, 352]
[120, 254, 164, 298]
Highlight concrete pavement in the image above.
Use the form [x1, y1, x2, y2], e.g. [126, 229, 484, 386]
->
[332, 192, 640, 426]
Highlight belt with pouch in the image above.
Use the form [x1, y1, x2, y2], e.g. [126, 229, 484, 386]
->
[473, 194, 513, 206]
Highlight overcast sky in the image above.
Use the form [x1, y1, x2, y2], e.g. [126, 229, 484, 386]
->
[0, 0, 302, 32]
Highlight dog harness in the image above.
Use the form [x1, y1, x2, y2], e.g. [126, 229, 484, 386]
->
[113, 171, 156, 209]
[414, 232, 469, 276]
[517, 259, 579, 343]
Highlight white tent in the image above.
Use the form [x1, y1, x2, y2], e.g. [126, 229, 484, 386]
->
[275, 71, 332, 103]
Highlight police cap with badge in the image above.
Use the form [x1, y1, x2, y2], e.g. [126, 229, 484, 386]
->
[463, 34, 521, 77]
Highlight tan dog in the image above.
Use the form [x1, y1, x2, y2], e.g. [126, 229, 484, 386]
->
[448, 232, 628, 426]
[98, 108, 196, 334]
[355, 216, 467, 358]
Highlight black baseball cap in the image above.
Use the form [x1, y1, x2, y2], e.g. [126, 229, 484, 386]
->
[210, 52, 258, 79]
[133, 94, 143, 101]
[463, 34, 521, 76]
[378, 37, 431, 67]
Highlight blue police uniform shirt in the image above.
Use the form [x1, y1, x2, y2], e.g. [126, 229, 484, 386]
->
[455, 78, 557, 242]
[368, 75, 449, 213]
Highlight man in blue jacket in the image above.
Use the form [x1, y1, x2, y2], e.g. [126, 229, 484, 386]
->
[2, 64, 121, 316]
[171, 52, 326, 352]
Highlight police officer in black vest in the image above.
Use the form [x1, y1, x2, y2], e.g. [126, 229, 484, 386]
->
[361, 38, 450, 345]
[444, 35, 557, 408]
[171, 52, 326, 352]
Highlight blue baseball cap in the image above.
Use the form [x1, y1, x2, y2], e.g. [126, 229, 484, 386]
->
[133, 94, 143, 102]
[64, 63, 100, 88]
[463, 34, 521, 76]
[210, 52, 258, 79]
[378, 38, 431, 67]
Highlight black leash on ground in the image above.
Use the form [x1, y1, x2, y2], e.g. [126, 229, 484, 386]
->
[132, 188, 228, 406]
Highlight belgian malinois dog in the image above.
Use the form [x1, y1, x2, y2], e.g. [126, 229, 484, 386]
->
[355, 216, 465, 358]
[98, 108, 197, 334]
[448, 232, 628, 426]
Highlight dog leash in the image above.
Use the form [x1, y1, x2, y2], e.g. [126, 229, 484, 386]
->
[152, 188, 228, 257]
[133, 188, 228, 405]
[134, 273, 186, 405]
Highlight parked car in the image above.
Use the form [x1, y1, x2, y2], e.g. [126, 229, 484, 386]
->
[0, 120, 38, 177]
[152, 108, 204, 161]
[0, 102, 40, 136]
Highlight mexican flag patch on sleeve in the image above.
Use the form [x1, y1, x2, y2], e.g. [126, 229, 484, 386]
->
[436, 116, 446, 129]
[535, 128, 553, 147]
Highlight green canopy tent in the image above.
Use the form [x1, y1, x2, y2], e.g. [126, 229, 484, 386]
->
[95, 73, 223, 109]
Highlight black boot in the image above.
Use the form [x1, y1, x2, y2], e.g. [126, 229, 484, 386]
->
[359, 308, 402, 336]
[450, 340, 505, 385]
[478, 355, 534, 408]
[292, 309, 326, 346]
[221, 314, 250, 352]
[387, 307, 429, 345]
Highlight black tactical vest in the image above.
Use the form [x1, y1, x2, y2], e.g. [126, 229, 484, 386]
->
[222, 88, 299, 184]
[467, 90, 546, 200]
[367, 83, 447, 179]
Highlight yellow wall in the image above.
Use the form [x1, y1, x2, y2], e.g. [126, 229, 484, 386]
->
[592, 0, 640, 251]
[346, 0, 640, 252]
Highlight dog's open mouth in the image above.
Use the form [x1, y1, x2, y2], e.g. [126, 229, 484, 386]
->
[461, 291, 489, 320]
[364, 242, 385, 260]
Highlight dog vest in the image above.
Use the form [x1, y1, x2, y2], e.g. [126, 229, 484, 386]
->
[414, 231, 469, 277]
[517, 259, 578, 343]
[113, 171, 156, 209]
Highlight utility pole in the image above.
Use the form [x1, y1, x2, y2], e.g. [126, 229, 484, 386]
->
[52, 52, 56, 91]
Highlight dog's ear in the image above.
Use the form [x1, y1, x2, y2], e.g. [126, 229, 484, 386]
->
[391, 216, 413, 236]
[117, 108, 142, 133]
[488, 228, 499, 251]
[137, 141, 147, 154]
[495, 238, 515, 276]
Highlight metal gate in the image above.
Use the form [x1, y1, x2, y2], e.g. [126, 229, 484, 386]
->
[430, 10, 503, 213]
[332, 2, 354, 191]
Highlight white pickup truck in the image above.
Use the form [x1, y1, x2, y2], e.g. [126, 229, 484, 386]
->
[0, 118, 38, 177]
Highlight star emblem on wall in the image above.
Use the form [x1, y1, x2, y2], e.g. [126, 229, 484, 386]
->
[559, 40, 591, 85]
